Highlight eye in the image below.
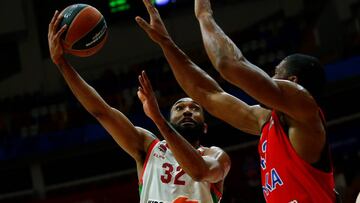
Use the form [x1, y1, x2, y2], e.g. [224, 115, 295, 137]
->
[175, 106, 183, 111]
[191, 107, 199, 111]
[190, 106, 201, 112]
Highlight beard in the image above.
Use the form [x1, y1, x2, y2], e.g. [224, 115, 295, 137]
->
[170, 122, 205, 144]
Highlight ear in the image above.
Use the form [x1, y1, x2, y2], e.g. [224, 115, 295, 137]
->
[203, 123, 208, 134]
[288, 75, 298, 83]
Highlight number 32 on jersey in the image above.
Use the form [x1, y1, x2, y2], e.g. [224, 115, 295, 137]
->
[160, 162, 186, 185]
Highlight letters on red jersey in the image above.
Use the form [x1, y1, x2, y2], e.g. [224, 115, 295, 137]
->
[258, 111, 335, 203]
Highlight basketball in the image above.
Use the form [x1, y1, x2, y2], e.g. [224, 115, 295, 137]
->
[59, 4, 108, 57]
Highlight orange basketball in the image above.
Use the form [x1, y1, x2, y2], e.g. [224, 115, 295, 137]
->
[59, 4, 108, 57]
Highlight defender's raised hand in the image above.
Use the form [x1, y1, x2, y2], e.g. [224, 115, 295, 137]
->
[137, 70, 163, 123]
[48, 10, 67, 65]
[135, 0, 172, 44]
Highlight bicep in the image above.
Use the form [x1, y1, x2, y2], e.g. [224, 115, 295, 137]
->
[218, 59, 286, 111]
[95, 107, 155, 161]
[219, 60, 317, 120]
[205, 91, 263, 135]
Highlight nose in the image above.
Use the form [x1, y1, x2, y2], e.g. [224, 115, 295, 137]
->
[183, 108, 193, 117]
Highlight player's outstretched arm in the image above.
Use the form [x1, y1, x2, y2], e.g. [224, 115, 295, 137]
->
[137, 71, 230, 182]
[136, 0, 267, 135]
[194, 0, 319, 120]
[48, 10, 155, 163]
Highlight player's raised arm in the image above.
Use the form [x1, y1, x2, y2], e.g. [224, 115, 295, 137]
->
[135, 0, 268, 135]
[194, 0, 320, 120]
[48, 10, 155, 164]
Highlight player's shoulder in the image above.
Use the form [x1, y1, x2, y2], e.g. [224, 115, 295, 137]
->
[274, 78, 301, 88]
[199, 145, 221, 150]
[201, 146, 227, 156]
[135, 127, 158, 154]
[274, 79, 319, 118]
[274, 79, 315, 101]
[202, 146, 231, 168]
[208, 146, 224, 151]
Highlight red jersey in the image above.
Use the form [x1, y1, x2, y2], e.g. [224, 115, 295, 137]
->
[258, 111, 335, 203]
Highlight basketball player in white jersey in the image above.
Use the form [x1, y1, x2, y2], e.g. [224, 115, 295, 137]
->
[137, 71, 230, 203]
[48, 10, 230, 203]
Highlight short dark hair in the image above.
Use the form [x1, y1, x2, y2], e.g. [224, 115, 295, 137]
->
[169, 97, 205, 119]
[283, 54, 326, 100]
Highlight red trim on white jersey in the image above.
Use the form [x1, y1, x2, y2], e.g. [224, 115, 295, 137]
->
[139, 139, 159, 184]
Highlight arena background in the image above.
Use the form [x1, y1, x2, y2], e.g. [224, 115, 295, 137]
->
[0, 0, 359, 202]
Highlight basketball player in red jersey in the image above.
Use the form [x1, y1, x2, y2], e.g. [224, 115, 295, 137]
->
[136, 0, 338, 202]
[48, 10, 230, 203]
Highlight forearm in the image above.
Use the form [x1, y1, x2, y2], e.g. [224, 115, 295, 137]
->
[159, 39, 223, 105]
[198, 15, 244, 71]
[198, 16, 282, 106]
[56, 57, 109, 115]
[152, 115, 209, 179]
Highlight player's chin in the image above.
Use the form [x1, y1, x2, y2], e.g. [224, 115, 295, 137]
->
[180, 122, 197, 128]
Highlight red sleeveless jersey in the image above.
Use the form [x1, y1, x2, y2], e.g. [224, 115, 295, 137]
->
[258, 111, 335, 203]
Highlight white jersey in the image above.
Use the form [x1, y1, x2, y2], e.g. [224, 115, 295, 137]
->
[139, 140, 222, 203]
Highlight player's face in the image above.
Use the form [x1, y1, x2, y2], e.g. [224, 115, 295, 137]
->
[170, 98, 204, 128]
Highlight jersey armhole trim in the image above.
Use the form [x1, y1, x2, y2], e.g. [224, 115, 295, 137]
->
[139, 139, 159, 184]
[259, 111, 273, 137]
[210, 183, 222, 202]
